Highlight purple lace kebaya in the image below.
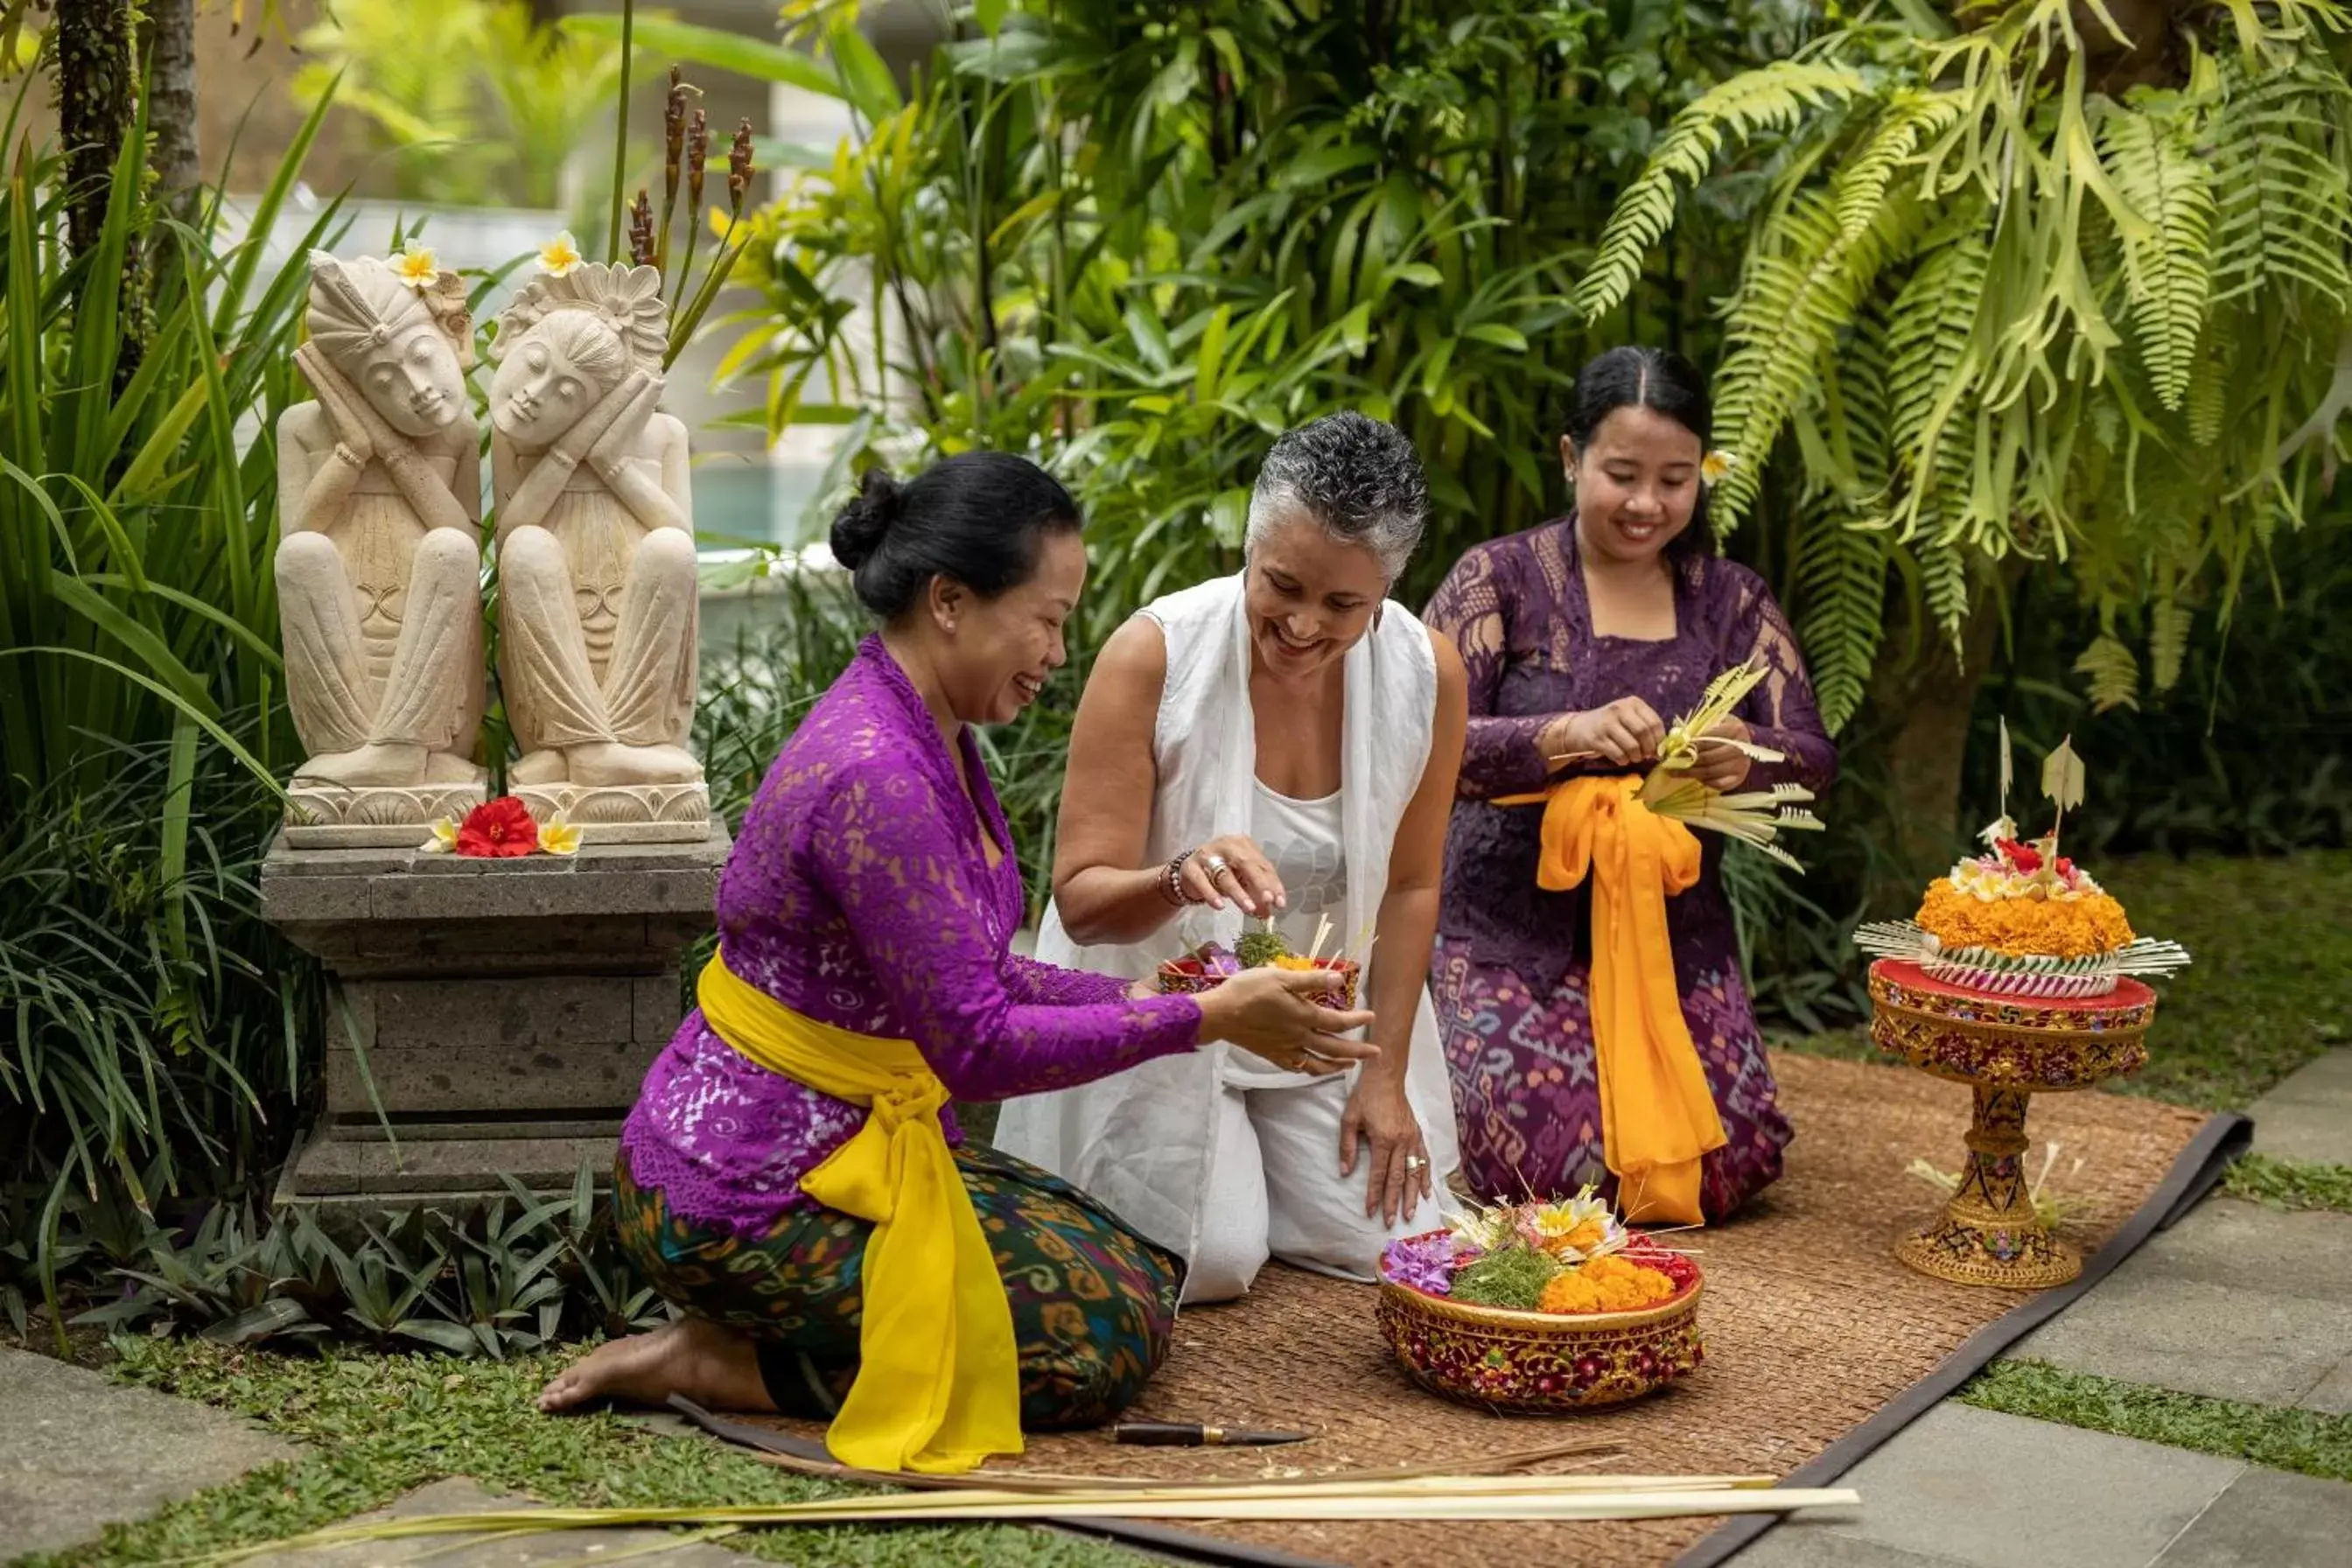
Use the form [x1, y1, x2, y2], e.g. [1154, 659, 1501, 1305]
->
[620, 637, 1204, 1235]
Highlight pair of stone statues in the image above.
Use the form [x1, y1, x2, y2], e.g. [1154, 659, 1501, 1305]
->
[276, 252, 706, 844]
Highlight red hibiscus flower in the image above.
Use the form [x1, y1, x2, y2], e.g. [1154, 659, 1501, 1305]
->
[456, 795, 541, 858]
[1997, 837, 2041, 873]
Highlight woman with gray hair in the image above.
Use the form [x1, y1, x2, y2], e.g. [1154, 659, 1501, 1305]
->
[995, 412, 1468, 1303]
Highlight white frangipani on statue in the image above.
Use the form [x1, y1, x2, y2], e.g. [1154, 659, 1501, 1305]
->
[276, 249, 489, 844]
[489, 261, 708, 840]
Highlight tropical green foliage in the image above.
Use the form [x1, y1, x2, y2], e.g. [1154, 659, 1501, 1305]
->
[1576, 0, 2352, 730]
[294, 0, 634, 208]
[0, 81, 355, 1264]
[709, 0, 1814, 620]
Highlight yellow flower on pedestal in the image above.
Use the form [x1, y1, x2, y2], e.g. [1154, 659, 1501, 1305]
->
[537, 232, 584, 277]
[392, 242, 441, 290]
[418, 818, 458, 854]
[537, 813, 582, 857]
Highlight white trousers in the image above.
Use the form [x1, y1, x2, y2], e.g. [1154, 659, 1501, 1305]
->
[1183, 1074, 1434, 1305]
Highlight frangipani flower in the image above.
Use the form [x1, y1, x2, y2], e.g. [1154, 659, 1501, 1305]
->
[1522, 1188, 1621, 1261]
[536, 812, 582, 857]
[392, 242, 440, 290]
[418, 818, 458, 854]
[1700, 449, 1736, 486]
[538, 231, 584, 277]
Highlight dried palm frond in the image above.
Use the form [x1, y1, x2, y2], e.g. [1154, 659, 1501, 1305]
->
[1637, 667, 1824, 871]
[192, 1477, 1865, 1561]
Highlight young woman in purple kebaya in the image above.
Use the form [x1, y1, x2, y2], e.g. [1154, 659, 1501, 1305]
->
[1424, 348, 1836, 1222]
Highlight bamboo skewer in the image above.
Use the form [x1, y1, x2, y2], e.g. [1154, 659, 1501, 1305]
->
[193, 1482, 1865, 1560]
[729, 1430, 1628, 1495]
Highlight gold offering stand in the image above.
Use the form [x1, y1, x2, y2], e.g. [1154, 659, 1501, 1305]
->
[1869, 959, 2155, 1288]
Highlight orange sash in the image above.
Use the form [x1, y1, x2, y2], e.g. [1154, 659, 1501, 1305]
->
[1496, 774, 1727, 1222]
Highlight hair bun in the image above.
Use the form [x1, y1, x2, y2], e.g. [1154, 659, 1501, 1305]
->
[828, 468, 903, 571]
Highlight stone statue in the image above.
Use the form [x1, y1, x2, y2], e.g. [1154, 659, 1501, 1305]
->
[276, 252, 488, 842]
[489, 262, 706, 836]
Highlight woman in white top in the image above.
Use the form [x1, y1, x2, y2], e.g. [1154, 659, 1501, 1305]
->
[995, 413, 1468, 1303]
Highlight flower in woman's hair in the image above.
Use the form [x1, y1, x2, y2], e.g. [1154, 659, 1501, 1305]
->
[418, 818, 458, 854]
[456, 795, 541, 858]
[536, 812, 582, 857]
[392, 242, 441, 290]
[1380, 1234, 1464, 1295]
[1700, 450, 1736, 486]
[537, 232, 584, 278]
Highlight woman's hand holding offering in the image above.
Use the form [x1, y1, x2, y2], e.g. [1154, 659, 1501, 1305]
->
[1690, 715, 1754, 791]
[1195, 968, 1378, 1077]
[1173, 834, 1286, 917]
[1541, 696, 1666, 768]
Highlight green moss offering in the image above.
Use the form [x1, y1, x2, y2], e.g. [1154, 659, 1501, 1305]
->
[1236, 928, 1292, 969]
[1449, 1244, 1559, 1311]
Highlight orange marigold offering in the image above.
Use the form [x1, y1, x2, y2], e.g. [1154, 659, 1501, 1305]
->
[1536, 1254, 1679, 1314]
[1379, 1187, 1697, 1317]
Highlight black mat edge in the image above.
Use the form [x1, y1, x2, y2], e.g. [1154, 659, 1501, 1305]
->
[1670, 1107, 2254, 1568]
[669, 1396, 1344, 1568]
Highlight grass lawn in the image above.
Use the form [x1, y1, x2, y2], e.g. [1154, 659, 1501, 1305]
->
[1781, 849, 2352, 1110]
[20, 1339, 1144, 1568]
[1961, 1360, 2352, 1483]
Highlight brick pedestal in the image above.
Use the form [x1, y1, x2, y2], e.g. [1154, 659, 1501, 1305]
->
[261, 826, 730, 1215]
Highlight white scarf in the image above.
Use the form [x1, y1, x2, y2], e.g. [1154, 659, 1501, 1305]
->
[994, 573, 1463, 1265]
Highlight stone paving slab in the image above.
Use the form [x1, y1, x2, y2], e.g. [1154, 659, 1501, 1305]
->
[2151, 1466, 2352, 1567]
[2014, 1199, 2352, 1408]
[1727, 1525, 1978, 1567]
[2014, 1272, 2352, 1407]
[0, 1345, 298, 1561]
[241, 1476, 751, 1565]
[2246, 1048, 2352, 1166]
[2300, 1356, 2352, 1416]
[1730, 1404, 2244, 1568]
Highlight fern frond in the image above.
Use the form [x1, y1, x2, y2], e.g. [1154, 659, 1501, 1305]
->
[2211, 58, 2352, 310]
[1791, 506, 1888, 735]
[2149, 593, 2192, 692]
[2098, 101, 2216, 411]
[1884, 223, 1991, 546]
[1917, 538, 1972, 657]
[2184, 327, 2231, 445]
[1833, 89, 1970, 243]
[2073, 632, 2142, 711]
[1712, 192, 1926, 527]
[1574, 61, 1870, 324]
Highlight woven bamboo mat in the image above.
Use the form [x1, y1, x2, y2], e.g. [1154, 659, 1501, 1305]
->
[721, 1052, 2209, 1568]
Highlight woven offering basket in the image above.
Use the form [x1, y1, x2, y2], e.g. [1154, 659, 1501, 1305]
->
[1375, 1237, 1704, 1412]
[1155, 955, 1362, 1011]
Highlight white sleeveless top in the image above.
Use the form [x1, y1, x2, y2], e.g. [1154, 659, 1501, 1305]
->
[1222, 782, 1347, 1091]
[992, 573, 1464, 1268]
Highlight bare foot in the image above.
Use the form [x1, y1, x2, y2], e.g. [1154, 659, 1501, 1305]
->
[565, 741, 705, 788]
[508, 748, 569, 787]
[290, 742, 429, 788]
[424, 750, 487, 786]
[537, 1317, 776, 1416]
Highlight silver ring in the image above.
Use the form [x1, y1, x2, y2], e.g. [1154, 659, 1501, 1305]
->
[1200, 853, 1231, 881]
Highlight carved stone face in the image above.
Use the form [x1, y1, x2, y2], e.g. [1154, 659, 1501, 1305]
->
[492, 335, 606, 450]
[352, 320, 470, 439]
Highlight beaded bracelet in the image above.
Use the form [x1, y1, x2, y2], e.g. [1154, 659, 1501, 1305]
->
[1161, 848, 1198, 907]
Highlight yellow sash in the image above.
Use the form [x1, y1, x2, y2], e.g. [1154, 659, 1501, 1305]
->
[696, 954, 1023, 1474]
[1495, 775, 1728, 1224]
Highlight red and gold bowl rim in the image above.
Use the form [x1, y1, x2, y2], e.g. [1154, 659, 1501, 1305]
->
[1157, 956, 1362, 1007]
[1376, 1234, 1704, 1332]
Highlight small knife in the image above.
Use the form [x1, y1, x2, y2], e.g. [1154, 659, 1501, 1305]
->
[1114, 1420, 1311, 1447]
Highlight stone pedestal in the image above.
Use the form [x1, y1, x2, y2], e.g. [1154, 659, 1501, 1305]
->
[262, 826, 730, 1215]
